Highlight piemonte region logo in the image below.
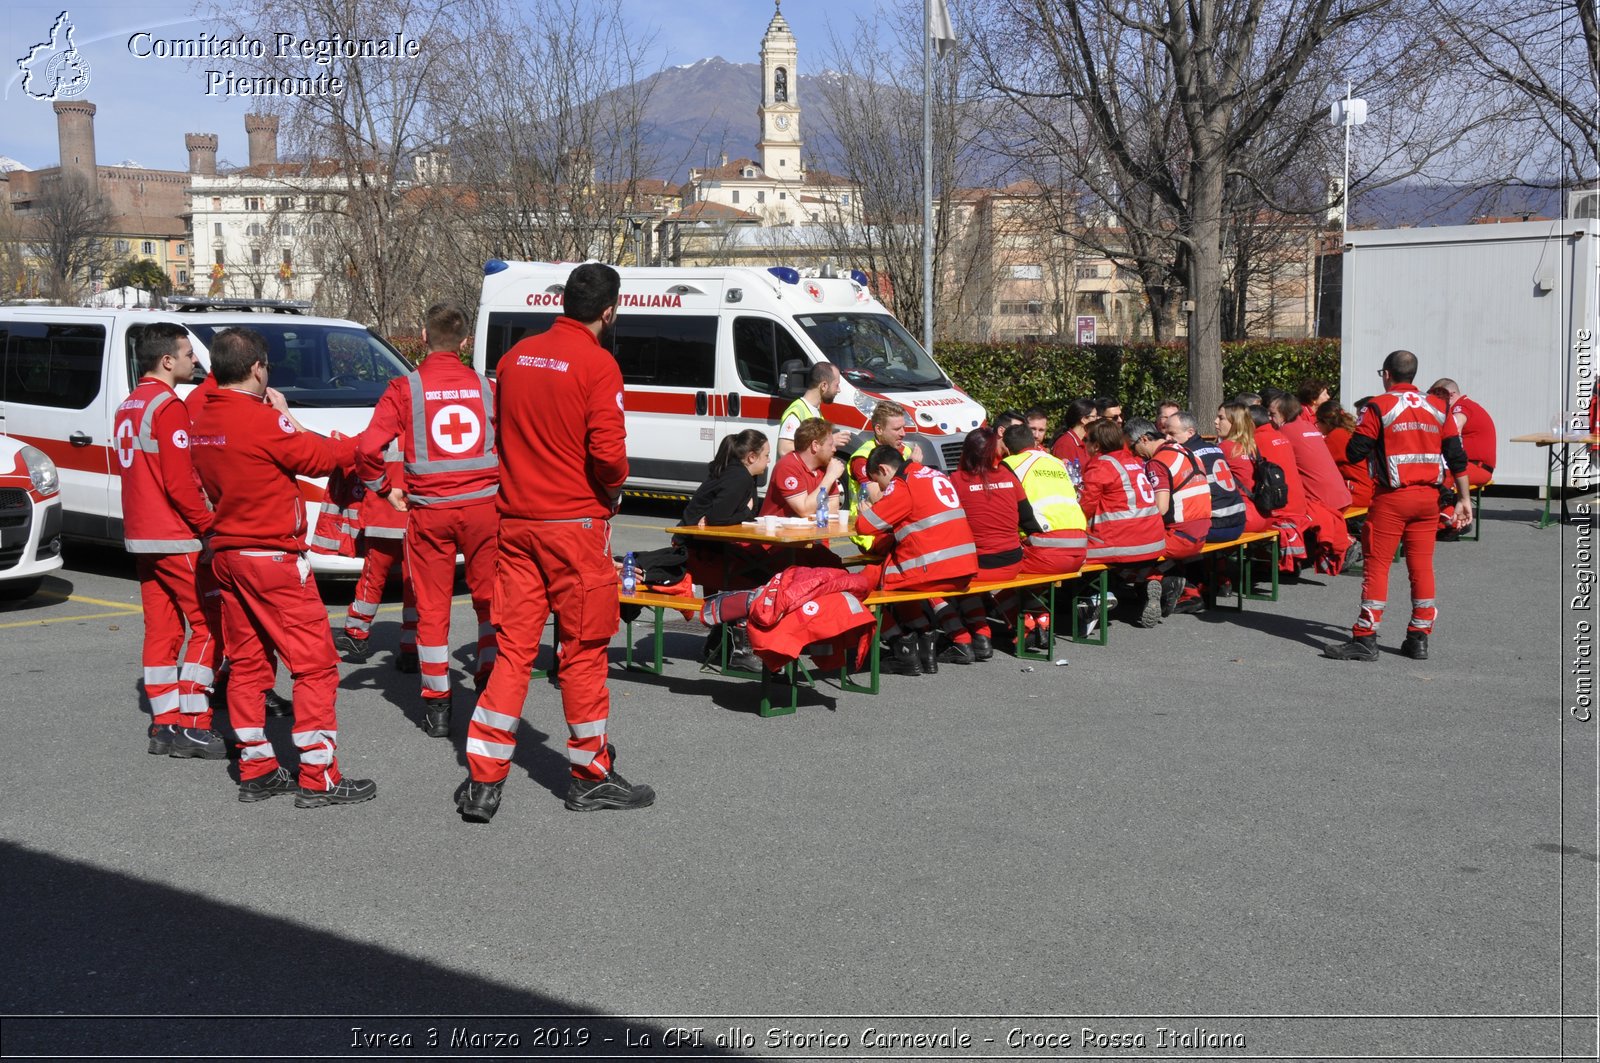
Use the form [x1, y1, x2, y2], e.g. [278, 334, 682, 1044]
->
[17, 11, 93, 101]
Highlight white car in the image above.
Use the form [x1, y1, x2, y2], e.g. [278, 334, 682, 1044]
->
[0, 436, 64, 600]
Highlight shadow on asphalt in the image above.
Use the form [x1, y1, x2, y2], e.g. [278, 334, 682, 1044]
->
[0, 841, 749, 1058]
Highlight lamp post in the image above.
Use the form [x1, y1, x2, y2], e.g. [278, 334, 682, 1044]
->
[1326, 84, 1367, 344]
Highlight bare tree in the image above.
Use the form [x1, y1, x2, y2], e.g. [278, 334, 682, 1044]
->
[31, 176, 116, 304]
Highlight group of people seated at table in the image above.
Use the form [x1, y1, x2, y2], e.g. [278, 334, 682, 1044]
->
[678, 377, 1493, 674]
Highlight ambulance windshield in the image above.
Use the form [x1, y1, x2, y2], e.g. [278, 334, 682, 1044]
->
[795, 313, 949, 391]
[184, 322, 411, 408]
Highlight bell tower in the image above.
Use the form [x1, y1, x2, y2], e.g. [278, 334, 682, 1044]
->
[756, 1, 802, 177]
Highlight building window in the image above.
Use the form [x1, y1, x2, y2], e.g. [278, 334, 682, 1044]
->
[757, 190, 766, 203]
[778, 191, 787, 200]
[141, 241, 155, 254]
[1075, 263, 1101, 280]
[211, 197, 221, 210]
[114, 239, 129, 253]
[841, 194, 851, 206]
[731, 191, 740, 204]
[279, 223, 294, 237]
[246, 223, 263, 237]
[251, 249, 262, 266]
[213, 222, 222, 239]
[245, 197, 262, 211]
[214, 248, 224, 266]
[178, 270, 188, 284]
[1010, 264, 1043, 280]
[176, 243, 186, 255]
[282, 249, 292, 267]
[276, 196, 292, 210]
[306, 197, 322, 211]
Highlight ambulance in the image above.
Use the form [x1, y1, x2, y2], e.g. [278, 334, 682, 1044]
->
[0, 298, 412, 575]
[474, 261, 986, 493]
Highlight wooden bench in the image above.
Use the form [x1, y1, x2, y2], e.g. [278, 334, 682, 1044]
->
[618, 589, 703, 675]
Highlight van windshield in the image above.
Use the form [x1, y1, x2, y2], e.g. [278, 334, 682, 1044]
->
[184, 322, 411, 408]
[794, 313, 950, 392]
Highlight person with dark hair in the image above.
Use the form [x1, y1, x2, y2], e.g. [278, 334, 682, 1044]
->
[190, 327, 375, 807]
[1324, 350, 1471, 662]
[681, 429, 771, 589]
[1050, 396, 1099, 482]
[1233, 391, 1263, 407]
[1166, 410, 1246, 612]
[993, 409, 1026, 430]
[1316, 399, 1373, 509]
[1094, 396, 1123, 425]
[857, 444, 978, 673]
[777, 362, 850, 457]
[1253, 401, 1313, 573]
[1269, 392, 1353, 573]
[1001, 422, 1087, 576]
[949, 427, 1026, 658]
[1079, 418, 1165, 626]
[116, 322, 225, 759]
[1296, 380, 1331, 426]
[1155, 399, 1182, 434]
[846, 401, 921, 548]
[1023, 407, 1050, 449]
[356, 301, 498, 740]
[460, 262, 653, 823]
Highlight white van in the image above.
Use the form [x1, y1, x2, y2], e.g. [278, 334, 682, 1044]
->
[0, 299, 413, 575]
[474, 262, 986, 492]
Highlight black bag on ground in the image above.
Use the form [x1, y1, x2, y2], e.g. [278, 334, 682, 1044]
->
[1252, 455, 1290, 515]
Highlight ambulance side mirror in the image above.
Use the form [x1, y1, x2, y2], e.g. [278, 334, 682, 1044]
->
[778, 359, 808, 398]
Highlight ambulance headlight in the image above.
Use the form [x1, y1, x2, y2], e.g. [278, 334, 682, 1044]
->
[851, 390, 878, 419]
[20, 446, 59, 497]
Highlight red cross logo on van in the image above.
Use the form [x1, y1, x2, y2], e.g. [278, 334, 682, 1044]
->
[804, 282, 824, 302]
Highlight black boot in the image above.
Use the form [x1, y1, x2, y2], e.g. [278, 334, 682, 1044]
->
[917, 632, 940, 674]
[970, 633, 994, 661]
[423, 694, 451, 738]
[1401, 632, 1429, 660]
[938, 639, 975, 665]
[395, 649, 419, 674]
[1322, 634, 1379, 662]
[883, 634, 922, 676]
[727, 623, 762, 672]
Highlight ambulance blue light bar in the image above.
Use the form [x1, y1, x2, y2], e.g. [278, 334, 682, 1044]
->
[484, 259, 510, 275]
[849, 269, 870, 288]
[767, 267, 801, 285]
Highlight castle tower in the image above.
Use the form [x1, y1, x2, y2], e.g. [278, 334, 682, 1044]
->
[53, 100, 97, 190]
[757, 1, 801, 178]
[245, 113, 280, 168]
[185, 133, 218, 176]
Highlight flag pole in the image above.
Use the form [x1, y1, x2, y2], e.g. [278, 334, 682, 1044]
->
[922, 0, 934, 355]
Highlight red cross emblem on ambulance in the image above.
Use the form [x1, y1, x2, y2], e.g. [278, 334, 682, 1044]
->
[804, 281, 824, 302]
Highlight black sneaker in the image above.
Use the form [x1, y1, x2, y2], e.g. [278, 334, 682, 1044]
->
[1322, 635, 1379, 662]
[1160, 575, 1185, 617]
[457, 779, 504, 823]
[1401, 632, 1429, 660]
[238, 766, 297, 803]
[395, 649, 419, 674]
[150, 725, 228, 760]
[423, 695, 451, 738]
[565, 768, 655, 812]
[295, 776, 377, 808]
[333, 631, 371, 662]
[938, 640, 975, 665]
[1138, 584, 1163, 628]
[263, 689, 293, 718]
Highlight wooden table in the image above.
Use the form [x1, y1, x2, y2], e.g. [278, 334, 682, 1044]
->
[1510, 432, 1600, 527]
[666, 517, 858, 546]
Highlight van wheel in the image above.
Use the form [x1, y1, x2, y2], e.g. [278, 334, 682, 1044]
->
[0, 577, 44, 601]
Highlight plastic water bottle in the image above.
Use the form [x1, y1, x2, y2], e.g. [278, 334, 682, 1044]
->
[816, 487, 830, 529]
[622, 551, 637, 595]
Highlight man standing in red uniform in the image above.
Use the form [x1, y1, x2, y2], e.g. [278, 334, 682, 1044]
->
[318, 442, 418, 669]
[1325, 350, 1471, 662]
[357, 303, 498, 739]
[115, 323, 223, 758]
[458, 264, 653, 823]
[191, 328, 376, 806]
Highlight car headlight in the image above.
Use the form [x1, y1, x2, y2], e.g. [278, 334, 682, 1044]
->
[851, 390, 878, 419]
[20, 446, 59, 497]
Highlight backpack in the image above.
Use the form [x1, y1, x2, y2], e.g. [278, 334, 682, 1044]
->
[1252, 455, 1290, 515]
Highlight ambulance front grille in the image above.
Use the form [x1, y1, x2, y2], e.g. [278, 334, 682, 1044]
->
[938, 440, 963, 471]
[0, 488, 28, 529]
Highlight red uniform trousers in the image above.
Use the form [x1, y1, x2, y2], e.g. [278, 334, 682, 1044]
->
[1354, 485, 1440, 639]
[210, 550, 343, 789]
[1464, 461, 1492, 488]
[1019, 540, 1087, 577]
[467, 516, 618, 784]
[136, 552, 220, 728]
[406, 502, 498, 701]
[344, 538, 417, 653]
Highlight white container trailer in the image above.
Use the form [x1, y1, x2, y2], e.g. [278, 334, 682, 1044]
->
[1340, 218, 1599, 489]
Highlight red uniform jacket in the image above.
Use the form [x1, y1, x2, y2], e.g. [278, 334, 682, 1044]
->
[1079, 449, 1165, 563]
[1278, 418, 1352, 510]
[115, 377, 213, 553]
[759, 451, 839, 517]
[1050, 429, 1087, 475]
[949, 465, 1027, 568]
[747, 567, 876, 672]
[1450, 395, 1497, 471]
[1254, 424, 1308, 518]
[1147, 441, 1212, 526]
[1323, 426, 1373, 508]
[857, 463, 978, 588]
[191, 388, 355, 553]
[495, 318, 628, 520]
[1354, 384, 1461, 491]
[357, 351, 498, 509]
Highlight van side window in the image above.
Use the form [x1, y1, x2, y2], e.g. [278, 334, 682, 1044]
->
[125, 324, 202, 392]
[610, 314, 716, 389]
[482, 311, 557, 377]
[732, 317, 806, 395]
[2, 322, 106, 410]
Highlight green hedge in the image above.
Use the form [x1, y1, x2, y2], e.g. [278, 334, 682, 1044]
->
[932, 339, 1342, 422]
[388, 335, 475, 366]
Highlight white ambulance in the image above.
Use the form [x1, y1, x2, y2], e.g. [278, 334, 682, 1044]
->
[474, 261, 986, 492]
[0, 299, 413, 575]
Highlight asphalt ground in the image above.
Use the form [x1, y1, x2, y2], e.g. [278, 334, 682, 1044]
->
[1, 494, 1595, 1062]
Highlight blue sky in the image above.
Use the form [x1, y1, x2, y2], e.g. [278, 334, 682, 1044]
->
[1, 0, 873, 172]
